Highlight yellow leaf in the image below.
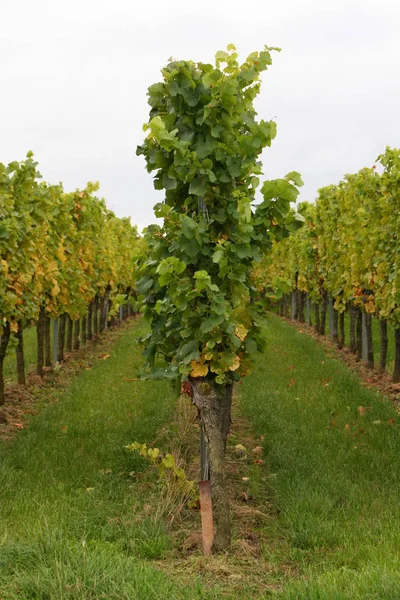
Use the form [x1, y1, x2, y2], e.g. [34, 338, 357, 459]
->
[228, 355, 241, 371]
[238, 356, 252, 377]
[148, 447, 160, 460]
[234, 323, 248, 341]
[48, 260, 58, 273]
[57, 244, 67, 265]
[51, 281, 60, 297]
[190, 361, 209, 378]
[10, 321, 18, 333]
[139, 444, 147, 457]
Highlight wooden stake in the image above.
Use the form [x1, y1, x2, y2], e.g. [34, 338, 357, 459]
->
[199, 480, 214, 556]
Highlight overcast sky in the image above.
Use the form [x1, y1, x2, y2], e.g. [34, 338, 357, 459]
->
[1, 0, 399, 232]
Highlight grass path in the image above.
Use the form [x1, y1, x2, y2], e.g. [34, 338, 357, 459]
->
[0, 320, 206, 599]
[2, 316, 400, 598]
[241, 315, 400, 599]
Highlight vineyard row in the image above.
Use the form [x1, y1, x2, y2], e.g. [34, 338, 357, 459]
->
[0, 153, 142, 403]
[256, 146, 400, 382]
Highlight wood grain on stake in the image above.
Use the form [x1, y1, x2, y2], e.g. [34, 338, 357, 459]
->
[199, 480, 214, 556]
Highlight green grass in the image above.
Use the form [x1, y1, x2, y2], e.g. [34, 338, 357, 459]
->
[241, 315, 400, 599]
[0, 320, 218, 599]
[3, 315, 400, 598]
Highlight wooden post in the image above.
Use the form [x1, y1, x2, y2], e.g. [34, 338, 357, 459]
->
[291, 292, 296, 320]
[393, 328, 400, 383]
[362, 311, 368, 362]
[379, 318, 388, 372]
[57, 315, 66, 362]
[319, 290, 328, 335]
[44, 316, 52, 367]
[350, 306, 357, 354]
[36, 307, 45, 377]
[338, 310, 345, 349]
[200, 426, 210, 481]
[199, 425, 213, 556]
[365, 313, 374, 368]
[199, 481, 214, 556]
[52, 319, 58, 366]
[15, 324, 26, 385]
[328, 298, 334, 339]
[0, 323, 11, 405]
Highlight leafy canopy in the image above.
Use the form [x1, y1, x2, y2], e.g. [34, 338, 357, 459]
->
[261, 146, 400, 324]
[137, 45, 303, 383]
[0, 153, 140, 333]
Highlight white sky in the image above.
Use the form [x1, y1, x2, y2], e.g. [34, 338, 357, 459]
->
[1, 0, 399, 232]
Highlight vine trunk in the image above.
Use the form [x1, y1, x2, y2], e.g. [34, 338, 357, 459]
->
[190, 378, 233, 552]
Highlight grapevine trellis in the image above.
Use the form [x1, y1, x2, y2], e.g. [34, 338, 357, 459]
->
[136, 44, 303, 551]
[0, 153, 142, 403]
[255, 147, 400, 382]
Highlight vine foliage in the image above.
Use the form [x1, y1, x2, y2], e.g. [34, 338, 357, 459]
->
[137, 45, 303, 550]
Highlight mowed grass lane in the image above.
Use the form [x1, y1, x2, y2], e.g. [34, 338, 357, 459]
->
[241, 315, 400, 599]
[0, 320, 217, 600]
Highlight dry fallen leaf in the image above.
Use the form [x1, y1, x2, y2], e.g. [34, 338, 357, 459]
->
[234, 444, 247, 456]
